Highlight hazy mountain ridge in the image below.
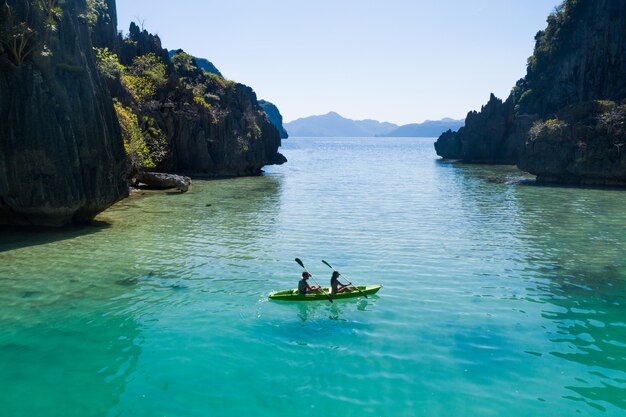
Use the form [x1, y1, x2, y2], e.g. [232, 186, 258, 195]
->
[285, 112, 397, 137]
[379, 118, 465, 137]
[285, 112, 461, 137]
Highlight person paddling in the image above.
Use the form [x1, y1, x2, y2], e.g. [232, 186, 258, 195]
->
[298, 272, 321, 295]
[330, 271, 353, 294]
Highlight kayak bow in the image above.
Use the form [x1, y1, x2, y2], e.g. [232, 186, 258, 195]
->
[269, 285, 382, 301]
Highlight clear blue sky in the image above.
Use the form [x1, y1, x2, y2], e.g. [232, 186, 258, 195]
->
[116, 0, 562, 125]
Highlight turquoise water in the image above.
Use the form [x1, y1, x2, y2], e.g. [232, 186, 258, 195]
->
[1, 137, 626, 416]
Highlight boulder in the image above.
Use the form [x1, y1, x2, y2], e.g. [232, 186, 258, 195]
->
[136, 172, 191, 192]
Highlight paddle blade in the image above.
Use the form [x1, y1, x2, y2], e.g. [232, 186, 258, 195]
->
[295, 258, 305, 269]
[321, 260, 333, 269]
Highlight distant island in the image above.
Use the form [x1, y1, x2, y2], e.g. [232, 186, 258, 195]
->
[378, 118, 465, 137]
[285, 112, 462, 137]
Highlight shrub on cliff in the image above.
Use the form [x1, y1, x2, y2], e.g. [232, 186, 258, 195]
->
[114, 101, 167, 172]
[124, 53, 167, 103]
[529, 101, 626, 144]
[94, 47, 124, 80]
[79, 0, 108, 28]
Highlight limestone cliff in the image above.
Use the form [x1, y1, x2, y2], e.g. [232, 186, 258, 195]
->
[435, 0, 626, 184]
[259, 100, 289, 139]
[100, 20, 286, 177]
[0, 0, 128, 226]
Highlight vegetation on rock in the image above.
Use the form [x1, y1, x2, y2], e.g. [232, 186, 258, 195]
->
[435, 0, 626, 185]
[113, 101, 167, 172]
[93, 18, 284, 177]
[124, 53, 167, 102]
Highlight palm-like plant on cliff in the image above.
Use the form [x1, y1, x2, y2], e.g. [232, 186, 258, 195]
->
[0, 3, 37, 65]
[0, 0, 66, 66]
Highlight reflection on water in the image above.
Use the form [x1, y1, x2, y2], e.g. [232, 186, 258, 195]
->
[293, 298, 373, 322]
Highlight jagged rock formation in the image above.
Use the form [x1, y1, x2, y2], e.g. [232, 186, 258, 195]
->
[100, 17, 286, 177]
[434, 94, 522, 163]
[0, 0, 128, 226]
[435, 0, 626, 184]
[259, 100, 289, 138]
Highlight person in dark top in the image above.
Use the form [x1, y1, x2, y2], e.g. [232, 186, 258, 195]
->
[298, 272, 320, 295]
[330, 271, 352, 294]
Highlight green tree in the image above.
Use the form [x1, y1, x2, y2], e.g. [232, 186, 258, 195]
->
[123, 53, 167, 102]
[94, 47, 125, 80]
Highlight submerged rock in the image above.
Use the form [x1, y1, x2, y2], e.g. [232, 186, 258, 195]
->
[136, 172, 191, 192]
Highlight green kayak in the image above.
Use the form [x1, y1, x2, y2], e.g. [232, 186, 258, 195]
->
[269, 285, 382, 301]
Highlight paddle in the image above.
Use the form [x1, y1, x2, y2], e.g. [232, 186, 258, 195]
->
[321, 260, 368, 298]
[295, 258, 333, 303]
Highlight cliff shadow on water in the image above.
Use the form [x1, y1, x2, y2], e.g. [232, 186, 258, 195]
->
[0, 221, 111, 253]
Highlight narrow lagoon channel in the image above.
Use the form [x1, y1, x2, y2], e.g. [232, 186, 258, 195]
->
[1, 137, 625, 416]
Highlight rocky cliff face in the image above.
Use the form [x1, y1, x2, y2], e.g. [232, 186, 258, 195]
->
[101, 19, 285, 177]
[0, 0, 128, 226]
[259, 100, 289, 139]
[434, 94, 520, 163]
[518, 100, 626, 185]
[435, 0, 626, 184]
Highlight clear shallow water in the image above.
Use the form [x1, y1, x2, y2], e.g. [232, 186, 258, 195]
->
[1, 137, 626, 417]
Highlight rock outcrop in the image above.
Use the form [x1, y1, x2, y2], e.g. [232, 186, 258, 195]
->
[434, 94, 519, 163]
[259, 100, 289, 139]
[435, 0, 626, 184]
[0, 0, 128, 226]
[100, 17, 286, 177]
[518, 101, 626, 185]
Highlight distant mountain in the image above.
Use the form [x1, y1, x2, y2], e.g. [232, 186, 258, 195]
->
[259, 100, 289, 139]
[284, 112, 398, 137]
[168, 50, 222, 77]
[380, 118, 465, 137]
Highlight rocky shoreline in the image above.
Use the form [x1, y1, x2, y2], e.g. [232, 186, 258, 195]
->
[0, 0, 287, 227]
